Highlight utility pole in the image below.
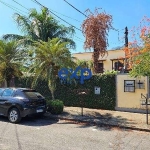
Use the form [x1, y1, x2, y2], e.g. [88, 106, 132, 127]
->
[124, 26, 128, 72]
[125, 26, 128, 47]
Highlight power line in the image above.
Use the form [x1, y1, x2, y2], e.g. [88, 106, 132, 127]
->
[12, 0, 30, 11]
[11, 0, 81, 24]
[63, 0, 125, 42]
[63, 0, 87, 17]
[50, 11, 82, 32]
[31, 0, 82, 32]
[74, 35, 84, 41]
[0, 0, 28, 15]
[49, 8, 81, 23]
[31, 0, 124, 45]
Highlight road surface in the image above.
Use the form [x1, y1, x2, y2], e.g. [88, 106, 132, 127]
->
[0, 116, 149, 150]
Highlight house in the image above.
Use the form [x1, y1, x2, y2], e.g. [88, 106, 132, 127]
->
[72, 49, 125, 73]
[73, 49, 150, 113]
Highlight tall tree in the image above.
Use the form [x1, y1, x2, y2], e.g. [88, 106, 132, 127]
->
[0, 40, 23, 87]
[130, 50, 150, 77]
[82, 8, 113, 73]
[123, 16, 150, 75]
[30, 38, 76, 100]
[3, 8, 75, 48]
[129, 33, 150, 77]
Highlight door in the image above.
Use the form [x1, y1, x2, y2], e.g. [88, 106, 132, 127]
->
[0, 89, 13, 116]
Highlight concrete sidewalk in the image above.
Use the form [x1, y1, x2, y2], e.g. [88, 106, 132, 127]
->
[44, 107, 150, 132]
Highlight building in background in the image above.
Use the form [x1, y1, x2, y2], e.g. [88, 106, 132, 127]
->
[73, 49, 125, 73]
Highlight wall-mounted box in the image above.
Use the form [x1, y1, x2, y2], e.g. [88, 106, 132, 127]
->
[124, 80, 135, 92]
[95, 86, 100, 95]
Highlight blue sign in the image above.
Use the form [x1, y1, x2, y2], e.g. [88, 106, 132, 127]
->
[58, 66, 92, 84]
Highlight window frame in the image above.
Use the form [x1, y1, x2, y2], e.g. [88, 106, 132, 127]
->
[124, 80, 135, 92]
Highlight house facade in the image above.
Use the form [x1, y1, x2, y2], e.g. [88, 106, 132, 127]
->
[73, 49, 125, 73]
[73, 50, 150, 113]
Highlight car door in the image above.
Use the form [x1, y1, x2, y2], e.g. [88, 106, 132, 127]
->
[0, 88, 5, 115]
[0, 89, 14, 116]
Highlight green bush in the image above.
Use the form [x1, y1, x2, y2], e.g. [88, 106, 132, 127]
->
[47, 99, 64, 115]
[15, 73, 116, 110]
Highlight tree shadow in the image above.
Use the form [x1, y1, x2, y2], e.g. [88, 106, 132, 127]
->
[57, 110, 136, 131]
[19, 115, 59, 126]
[0, 115, 59, 126]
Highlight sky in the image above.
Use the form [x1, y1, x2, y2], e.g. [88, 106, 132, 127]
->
[0, 0, 150, 53]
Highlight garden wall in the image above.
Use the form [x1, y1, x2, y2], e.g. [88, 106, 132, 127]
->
[15, 74, 116, 110]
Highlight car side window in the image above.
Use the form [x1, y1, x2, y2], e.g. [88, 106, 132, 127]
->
[0, 89, 4, 96]
[2, 89, 14, 97]
[13, 91, 25, 97]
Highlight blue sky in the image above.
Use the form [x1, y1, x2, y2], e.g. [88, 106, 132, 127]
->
[0, 0, 150, 53]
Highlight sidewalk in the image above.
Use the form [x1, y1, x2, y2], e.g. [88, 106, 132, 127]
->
[44, 107, 150, 132]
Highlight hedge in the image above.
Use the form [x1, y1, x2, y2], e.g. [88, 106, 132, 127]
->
[15, 74, 116, 110]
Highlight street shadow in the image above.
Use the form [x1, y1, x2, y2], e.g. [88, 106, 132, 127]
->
[0, 116, 9, 122]
[19, 115, 59, 126]
[57, 111, 136, 131]
[0, 115, 59, 126]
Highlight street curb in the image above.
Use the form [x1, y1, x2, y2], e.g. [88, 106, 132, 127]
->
[47, 115, 150, 133]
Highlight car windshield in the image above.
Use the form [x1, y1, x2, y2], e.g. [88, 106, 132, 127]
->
[23, 91, 44, 99]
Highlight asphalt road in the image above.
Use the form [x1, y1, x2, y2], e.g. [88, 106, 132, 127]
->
[0, 116, 150, 150]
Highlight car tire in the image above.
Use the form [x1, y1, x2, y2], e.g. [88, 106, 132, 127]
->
[8, 108, 21, 123]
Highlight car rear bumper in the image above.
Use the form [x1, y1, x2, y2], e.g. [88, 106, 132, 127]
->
[21, 105, 46, 117]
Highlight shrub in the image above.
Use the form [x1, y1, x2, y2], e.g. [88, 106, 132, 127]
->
[47, 99, 64, 115]
[15, 74, 116, 110]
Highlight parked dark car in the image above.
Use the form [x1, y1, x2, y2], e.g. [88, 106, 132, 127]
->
[0, 88, 46, 123]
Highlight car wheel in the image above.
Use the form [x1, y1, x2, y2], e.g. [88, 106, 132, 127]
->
[8, 108, 21, 123]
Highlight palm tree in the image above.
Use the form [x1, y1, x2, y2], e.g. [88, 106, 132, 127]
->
[29, 38, 76, 100]
[0, 40, 24, 87]
[3, 8, 75, 48]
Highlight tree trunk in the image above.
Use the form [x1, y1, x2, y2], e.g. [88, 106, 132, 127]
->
[48, 79, 56, 100]
[6, 79, 10, 87]
[92, 48, 100, 73]
[51, 89, 55, 100]
[4, 80, 7, 87]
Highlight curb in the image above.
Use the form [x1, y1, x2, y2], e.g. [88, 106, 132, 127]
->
[47, 115, 150, 133]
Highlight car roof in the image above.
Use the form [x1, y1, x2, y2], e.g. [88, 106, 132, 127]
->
[0, 87, 35, 91]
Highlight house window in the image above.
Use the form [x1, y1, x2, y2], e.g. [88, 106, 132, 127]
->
[97, 63, 103, 73]
[124, 80, 135, 92]
[114, 61, 124, 71]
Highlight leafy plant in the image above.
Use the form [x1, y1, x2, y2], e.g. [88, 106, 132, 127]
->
[29, 38, 76, 100]
[47, 99, 64, 115]
[3, 8, 75, 48]
[0, 40, 24, 87]
[15, 73, 116, 110]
